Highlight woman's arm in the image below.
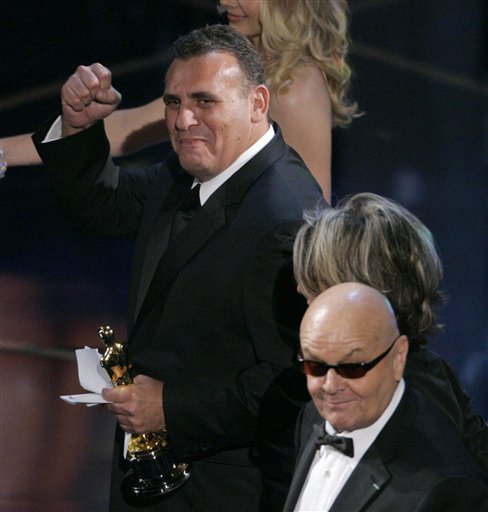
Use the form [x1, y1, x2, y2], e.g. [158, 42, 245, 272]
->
[104, 98, 168, 156]
[2, 98, 168, 168]
[269, 64, 332, 202]
[2, 133, 40, 167]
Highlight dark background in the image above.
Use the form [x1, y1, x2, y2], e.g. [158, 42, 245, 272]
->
[1, 1, 486, 510]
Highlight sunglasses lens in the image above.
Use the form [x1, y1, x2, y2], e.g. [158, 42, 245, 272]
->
[301, 360, 370, 379]
[302, 362, 368, 379]
[302, 361, 326, 377]
[337, 366, 367, 379]
[299, 336, 399, 379]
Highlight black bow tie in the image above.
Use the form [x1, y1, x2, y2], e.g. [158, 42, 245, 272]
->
[315, 426, 354, 458]
[170, 183, 201, 240]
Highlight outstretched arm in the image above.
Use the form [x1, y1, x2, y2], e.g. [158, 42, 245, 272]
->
[2, 133, 40, 167]
[3, 98, 167, 167]
[104, 98, 168, 156]
[1, 62, 123, 166]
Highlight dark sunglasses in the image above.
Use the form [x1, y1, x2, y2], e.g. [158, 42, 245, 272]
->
[297, 335, 401, 379]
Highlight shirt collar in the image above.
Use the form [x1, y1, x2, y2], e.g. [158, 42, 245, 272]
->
[193, 125, 275, 205]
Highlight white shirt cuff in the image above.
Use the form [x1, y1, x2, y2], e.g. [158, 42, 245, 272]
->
[42, 116, 63, 142]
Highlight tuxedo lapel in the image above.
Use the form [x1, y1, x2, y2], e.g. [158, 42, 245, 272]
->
[329, 450, 390, 512]
[133, 200, 226, 330]
[330, 389, 412, 511]
[284, 435, 319, 511]
[130, 176, 192, 325]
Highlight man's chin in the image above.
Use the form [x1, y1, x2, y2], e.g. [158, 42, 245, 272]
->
[178, 158, 207, 176]
[325, 416, 352, 433]
[319, 405, 356, 431]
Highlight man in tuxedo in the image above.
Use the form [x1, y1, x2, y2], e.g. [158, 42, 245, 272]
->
[285, 282, 488, 511]
[33, 25, 323, 511]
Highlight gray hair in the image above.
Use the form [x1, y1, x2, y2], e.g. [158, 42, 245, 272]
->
[293, 192, 444, 346]
[171, 24, 265, 92]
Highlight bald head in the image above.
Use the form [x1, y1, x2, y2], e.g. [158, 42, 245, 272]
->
[302, 283, 399, 346]
[300, 282, 408, 432]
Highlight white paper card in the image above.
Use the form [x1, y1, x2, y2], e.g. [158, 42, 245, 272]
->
[60, 346, 132, 458]
[76, 347, 113, 393]
[60, 393, 108, 406]
[60, 346, 113, 406]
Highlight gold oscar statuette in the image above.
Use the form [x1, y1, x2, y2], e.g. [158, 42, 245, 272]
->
[98, 325, 190, 498]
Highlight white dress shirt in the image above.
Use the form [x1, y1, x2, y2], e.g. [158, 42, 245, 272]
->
[295, 379, 405, 511]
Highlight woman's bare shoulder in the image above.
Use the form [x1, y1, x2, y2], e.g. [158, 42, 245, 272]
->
[273, 64, 328, 105]
[270, 63, 330, 123]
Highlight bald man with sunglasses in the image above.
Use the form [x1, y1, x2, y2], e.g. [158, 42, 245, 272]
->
[284, 282, 488, 512]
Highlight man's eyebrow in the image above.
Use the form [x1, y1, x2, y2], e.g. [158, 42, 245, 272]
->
[162, 93, 179, 102]
[302, 346, 364, 363]
[163, 91, 219, 101]
[189, 91, 219, 100]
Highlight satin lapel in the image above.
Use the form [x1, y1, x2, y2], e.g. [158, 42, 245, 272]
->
[329, 389, 413, 512]
[130, 176, 193, 325]
[329, 449, 390, 512]
[135, 201, 227, 329]
[284, 435, 320, 511]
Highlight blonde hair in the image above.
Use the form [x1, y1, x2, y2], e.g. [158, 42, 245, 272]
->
[293, 193, 445, 346]
[259, 0, 358, 127]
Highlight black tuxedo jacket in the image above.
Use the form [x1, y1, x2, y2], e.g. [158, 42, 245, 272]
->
[34, 120, 324, 511]
[284, 384, 488, 512]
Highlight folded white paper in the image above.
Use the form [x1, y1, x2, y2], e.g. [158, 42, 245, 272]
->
[60, 346, 113, 406]
[60, 346, 132, 457]
[60, 393, 108, 406]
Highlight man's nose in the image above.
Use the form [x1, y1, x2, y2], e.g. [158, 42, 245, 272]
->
[175, 106, 197, 130]
[321, 368, 344, 394]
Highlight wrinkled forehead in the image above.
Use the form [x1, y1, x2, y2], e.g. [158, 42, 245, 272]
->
[300, 305, 394, 359]
[301, 326, 375, 359]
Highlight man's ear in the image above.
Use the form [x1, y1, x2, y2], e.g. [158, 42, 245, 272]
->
[251, 84, 270, 122]
[394, 335, 409, 382]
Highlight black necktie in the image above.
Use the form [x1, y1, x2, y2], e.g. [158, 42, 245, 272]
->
[169, 183, 201, 239]
[315, 426, 354, 458]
